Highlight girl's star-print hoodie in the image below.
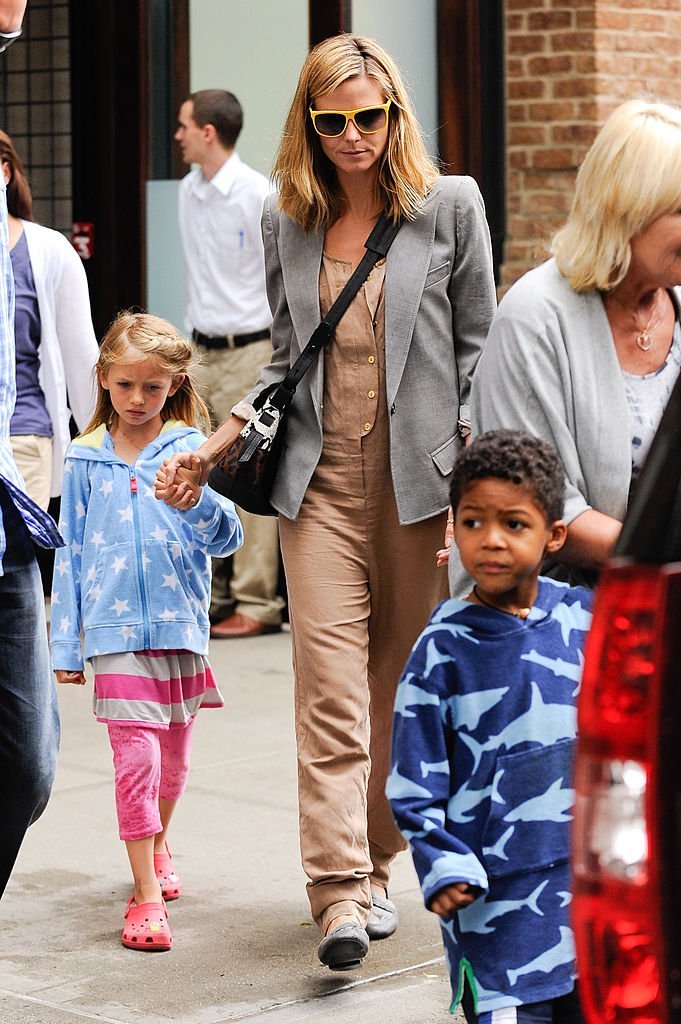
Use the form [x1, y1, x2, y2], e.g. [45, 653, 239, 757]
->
[50, 421, 243, 672]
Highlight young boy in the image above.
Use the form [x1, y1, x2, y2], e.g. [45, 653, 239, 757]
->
[388, 430, 592, 1022]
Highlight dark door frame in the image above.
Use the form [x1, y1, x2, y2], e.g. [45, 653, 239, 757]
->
[309, 0, 350, 47]
[69, 0, 189, 338]
[437, 0, 505, 279]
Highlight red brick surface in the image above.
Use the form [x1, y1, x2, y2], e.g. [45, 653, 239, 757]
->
[500, 0, 681, 288]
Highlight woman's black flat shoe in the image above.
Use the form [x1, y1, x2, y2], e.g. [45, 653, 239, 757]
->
[317, 923, 369, 971]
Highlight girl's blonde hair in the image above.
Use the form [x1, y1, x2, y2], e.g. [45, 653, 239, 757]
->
[551, 99, 681, 293]
[84, 311, 211, 435]
[273, 33, 439, 231]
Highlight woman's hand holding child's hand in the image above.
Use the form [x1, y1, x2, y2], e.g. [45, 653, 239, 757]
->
[154, 456, 202, 511]
[55, 669, 86, 685]
[430, 882, 479, 917]
[154, 416, 244, 509]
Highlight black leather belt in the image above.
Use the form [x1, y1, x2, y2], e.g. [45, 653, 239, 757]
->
[192, 329, 270, 350]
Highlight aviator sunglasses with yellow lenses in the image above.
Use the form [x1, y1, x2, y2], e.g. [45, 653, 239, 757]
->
[309, 99, 392, 138]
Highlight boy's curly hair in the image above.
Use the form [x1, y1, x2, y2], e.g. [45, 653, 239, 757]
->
[449, 430, 566, 524]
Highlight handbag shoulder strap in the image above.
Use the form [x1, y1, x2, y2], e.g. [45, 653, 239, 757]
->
[322, 213, 401, 333]
[266, 213, 401, 412]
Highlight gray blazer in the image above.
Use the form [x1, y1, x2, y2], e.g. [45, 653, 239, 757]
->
[248, 175, 497, 523]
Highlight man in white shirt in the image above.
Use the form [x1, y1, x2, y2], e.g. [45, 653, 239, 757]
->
[175, 89, 283, 638]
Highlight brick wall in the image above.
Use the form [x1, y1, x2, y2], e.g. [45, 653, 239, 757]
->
[502, 0, 681, 288]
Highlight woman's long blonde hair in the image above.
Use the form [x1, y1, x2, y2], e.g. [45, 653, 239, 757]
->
[84, 311, 210, 436]
[273, 34, 439, 231]
[551, 99, 681, 293]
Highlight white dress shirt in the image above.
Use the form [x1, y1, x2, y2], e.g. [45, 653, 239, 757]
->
[178, 151, 272, 337]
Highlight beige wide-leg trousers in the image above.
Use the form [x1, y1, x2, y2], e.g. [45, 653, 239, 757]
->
[279, 441, 448, 934]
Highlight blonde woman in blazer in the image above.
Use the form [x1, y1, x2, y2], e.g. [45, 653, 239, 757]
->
[158, 35, 496, 970]
[254, 176, 494, 522]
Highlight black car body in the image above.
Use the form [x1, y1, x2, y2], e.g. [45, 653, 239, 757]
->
[572, 375, 681, 1022]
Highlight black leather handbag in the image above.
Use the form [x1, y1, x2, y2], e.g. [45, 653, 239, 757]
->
[207, 213, 401, 515]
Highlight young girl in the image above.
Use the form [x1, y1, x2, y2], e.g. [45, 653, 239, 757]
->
[50, 311, 242, 952]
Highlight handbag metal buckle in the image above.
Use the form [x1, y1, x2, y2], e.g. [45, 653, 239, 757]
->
[238, 401, 282, 462]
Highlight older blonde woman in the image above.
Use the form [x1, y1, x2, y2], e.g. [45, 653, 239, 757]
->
[159, 34, 496, 968]
[450, 99, 681, 594]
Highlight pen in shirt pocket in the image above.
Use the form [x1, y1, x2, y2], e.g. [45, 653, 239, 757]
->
[238, 229, 244, 248]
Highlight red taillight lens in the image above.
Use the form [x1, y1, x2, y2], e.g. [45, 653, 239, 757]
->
[573, 752, 662, 1023]
[573, 562, 680, 1024]
[578, 567, 664, 757]
[573, 895, 663, 1024]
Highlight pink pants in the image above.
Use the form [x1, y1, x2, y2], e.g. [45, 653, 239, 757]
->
[107, 722, 194, 841]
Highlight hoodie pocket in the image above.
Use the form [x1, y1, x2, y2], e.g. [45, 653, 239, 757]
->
[145, 541, 208, 625]
[85, 542, 142, 627]
[480, 739, 575, 879]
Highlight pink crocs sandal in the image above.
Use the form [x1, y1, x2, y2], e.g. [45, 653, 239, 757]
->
[154, 842, 182, 900]
[122, 897, 172, 951]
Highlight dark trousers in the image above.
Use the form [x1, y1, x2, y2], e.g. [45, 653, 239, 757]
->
[462, 983, 585, 1024]
[0, 513, 60, 897]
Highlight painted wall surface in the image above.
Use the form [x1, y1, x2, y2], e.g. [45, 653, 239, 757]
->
[189, 0, 309, 178]
[146, 181, 185, 333]
[352, 0, 438, 157]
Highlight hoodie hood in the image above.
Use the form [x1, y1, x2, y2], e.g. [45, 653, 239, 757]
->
[69, 420, 197, 463]
[430, 576, 580, 639]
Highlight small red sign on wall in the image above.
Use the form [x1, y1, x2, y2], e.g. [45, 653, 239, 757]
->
[72, 222, 94, 260]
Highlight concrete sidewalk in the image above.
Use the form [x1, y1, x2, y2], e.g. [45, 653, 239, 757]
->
[0, 630, 459, 1024]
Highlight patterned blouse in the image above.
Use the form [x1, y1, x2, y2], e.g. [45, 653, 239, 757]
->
[622, 297, 681, 485]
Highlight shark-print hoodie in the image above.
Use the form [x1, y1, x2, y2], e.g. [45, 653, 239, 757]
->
[50, 421, 243, 672]
[387, 576, 592, 1014]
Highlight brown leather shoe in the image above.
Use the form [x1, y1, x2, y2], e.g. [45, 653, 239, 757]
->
[210, 613, 281, 639]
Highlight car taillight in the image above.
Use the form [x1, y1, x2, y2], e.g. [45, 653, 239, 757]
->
[573, 562, 681, 1024]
